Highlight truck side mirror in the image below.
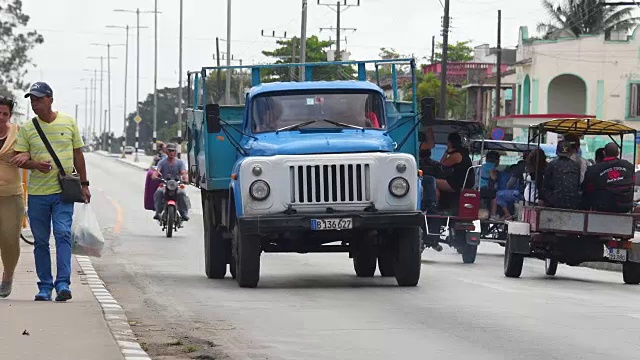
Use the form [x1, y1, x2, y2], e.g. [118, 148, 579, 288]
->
[420, 97, 435, 125]
[205, 103, 221, 133]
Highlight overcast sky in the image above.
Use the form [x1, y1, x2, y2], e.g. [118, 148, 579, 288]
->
[18, 0, 551, 134]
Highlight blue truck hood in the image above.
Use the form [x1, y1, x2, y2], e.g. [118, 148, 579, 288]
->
[247, 131, 394, 156]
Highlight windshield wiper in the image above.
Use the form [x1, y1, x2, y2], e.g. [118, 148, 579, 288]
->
[275, 120, 317, 134]
[322, 119, 364, 131]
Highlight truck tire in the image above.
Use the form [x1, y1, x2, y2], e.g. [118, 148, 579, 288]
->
[623, 262, 640, 285]
[504, 238, 524, 278]
[353, 232, 377, 277]
[393, 227, 421, 287]
[203, 193, 227, 279]
[233, 220, 261, 288]
[545, 258, 558, 276]
[377, 238, 395, 277]
[461, 244, 478, 264]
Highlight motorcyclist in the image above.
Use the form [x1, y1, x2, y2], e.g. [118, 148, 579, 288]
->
[152, 143, 190, 221]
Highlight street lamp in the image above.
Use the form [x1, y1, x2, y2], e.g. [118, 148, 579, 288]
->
[91, 43, 124, 152]
[114, 5, 161, 162]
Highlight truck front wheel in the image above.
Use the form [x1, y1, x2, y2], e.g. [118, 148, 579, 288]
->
[623, 262, 640, 285]
[353, 231, 377, 277]
[377, 235, 395, 277]
[232, 221, 261, 288]
[393, 227, 421, 286]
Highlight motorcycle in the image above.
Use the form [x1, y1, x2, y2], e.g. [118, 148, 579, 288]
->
[157, 178, 184, 237]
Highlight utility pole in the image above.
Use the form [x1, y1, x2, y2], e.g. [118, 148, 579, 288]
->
[300, 0, 308, 80]
[178, 0, 184, 159]
[216, 37, 222, 102]
[107, 24, 148, 157]
[75, 104, 79, 127]
[318, 0, 359, 62]
[84, 86, 88, 140]
[225, 0, 232, 105]
[495, 10, 502, 120]
[86, 58, 110, 149]
[439, 0, 450, 119]
[91, 44, 122, 152]
[431, 35, 435, 64]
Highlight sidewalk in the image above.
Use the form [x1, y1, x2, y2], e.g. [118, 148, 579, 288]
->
[95, 150, 153, 171]
[0, 240, 150, 360]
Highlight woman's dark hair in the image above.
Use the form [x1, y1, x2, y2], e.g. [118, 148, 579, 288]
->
[0, 96, 15, 113]
[447, 132, 463, 150]
[527, 148, 547, 179]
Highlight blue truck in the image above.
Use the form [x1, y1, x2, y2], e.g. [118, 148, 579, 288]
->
[185, 59, 427, 288]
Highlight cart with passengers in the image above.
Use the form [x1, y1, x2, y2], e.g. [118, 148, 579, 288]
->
[469, 139, 536, 245]
[502, 118, 640, 284]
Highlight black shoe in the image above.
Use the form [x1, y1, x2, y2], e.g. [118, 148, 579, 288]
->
[180, 214, 190, 221]
[153, 213, 161, 221]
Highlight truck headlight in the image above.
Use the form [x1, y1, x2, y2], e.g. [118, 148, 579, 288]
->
[249, 180, 270, 200]
[388, 177, 409, 197]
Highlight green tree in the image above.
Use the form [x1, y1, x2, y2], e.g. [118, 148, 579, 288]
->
[434, 40, 474, 63]
[537, 0, 639, 39]
[261, 35, 355, 82]
[404, 72, 466, 119]
[124, 86, 188, 151]
[204, 70, 248, 105]
[0, 0, 44, 92]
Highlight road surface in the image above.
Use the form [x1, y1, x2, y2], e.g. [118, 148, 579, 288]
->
[87, 153, 640, 360]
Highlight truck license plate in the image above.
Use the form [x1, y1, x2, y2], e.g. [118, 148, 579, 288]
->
[608, 248, 628, 262]
[311, 218, 353, 230]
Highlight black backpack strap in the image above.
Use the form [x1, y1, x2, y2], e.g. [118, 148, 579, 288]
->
[31, 117, 66, 176]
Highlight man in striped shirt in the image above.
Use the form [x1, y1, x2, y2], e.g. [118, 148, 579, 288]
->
[12, 82, 90, 302]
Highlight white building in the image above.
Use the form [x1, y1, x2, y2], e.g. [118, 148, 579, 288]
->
[494, 25, 640, 160]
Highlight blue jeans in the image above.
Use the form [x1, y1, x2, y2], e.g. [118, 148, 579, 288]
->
[27, 194, 74, 292]
[496, 189, 521, 208]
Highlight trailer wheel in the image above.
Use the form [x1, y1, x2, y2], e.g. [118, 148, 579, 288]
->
[545, 258, 558, 276]
[504, 237, 524, 278]
[623, 262, 640, 285]
[233, 220, 261, 288]
[461, 244, 478, 264]
[393, 227, 421, 287]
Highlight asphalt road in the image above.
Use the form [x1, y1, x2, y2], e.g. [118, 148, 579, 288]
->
[87, 153, 640, 360]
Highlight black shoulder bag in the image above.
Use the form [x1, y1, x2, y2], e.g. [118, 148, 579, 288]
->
[32, 117, 84, 203]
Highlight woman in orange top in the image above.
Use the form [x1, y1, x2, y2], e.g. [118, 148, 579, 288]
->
[0, 96, 25, 298]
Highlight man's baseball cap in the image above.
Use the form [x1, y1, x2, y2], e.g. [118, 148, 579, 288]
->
[166, 143, 177, 151]
[556, 140, 572, 157]
[24, 82, 53, 98]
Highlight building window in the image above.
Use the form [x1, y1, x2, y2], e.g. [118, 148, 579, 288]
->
[630, 83, 640, 117]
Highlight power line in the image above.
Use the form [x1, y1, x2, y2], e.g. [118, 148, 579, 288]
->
[318, 0, 360, 61]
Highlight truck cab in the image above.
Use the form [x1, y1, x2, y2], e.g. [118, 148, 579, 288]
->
[186, 59, 424, 288]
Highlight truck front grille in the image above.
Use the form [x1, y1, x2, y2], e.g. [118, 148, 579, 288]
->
[289, 163, 371, 204]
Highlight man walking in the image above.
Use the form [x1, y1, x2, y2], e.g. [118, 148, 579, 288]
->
[12, 82, 90, 302]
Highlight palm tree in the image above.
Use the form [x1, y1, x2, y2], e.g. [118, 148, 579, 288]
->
[537, 0, 639, 39]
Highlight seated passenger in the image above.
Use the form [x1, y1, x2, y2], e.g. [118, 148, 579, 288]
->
[582, 142, 634, 213]
[492, 154, 528, 220]
[523, 149, 547, 205]
[543, 141, 582, 210]
[594, 147, 605, 164]
[254, 98, 283, 132]
[436, 133, 474, 202]
[364, 95, 381, 128]
[563, 133, 588, 183]
[419, 128, 439, 212]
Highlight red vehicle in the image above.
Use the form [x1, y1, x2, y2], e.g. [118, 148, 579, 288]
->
[420, 119, 484, 264]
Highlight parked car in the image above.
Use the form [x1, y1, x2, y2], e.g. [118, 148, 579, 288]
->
[124, 146, 135, 154]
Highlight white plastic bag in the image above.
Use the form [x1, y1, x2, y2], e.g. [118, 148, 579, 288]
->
[71, 204, 105, 258]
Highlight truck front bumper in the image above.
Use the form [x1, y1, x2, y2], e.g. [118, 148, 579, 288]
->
[237, 211, 423, 234]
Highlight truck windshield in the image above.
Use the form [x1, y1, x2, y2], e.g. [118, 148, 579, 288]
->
[251, 91, 385, 133]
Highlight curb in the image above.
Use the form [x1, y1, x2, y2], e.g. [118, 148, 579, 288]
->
[93, 151, 150, 172]
[75, 255, 152, 360]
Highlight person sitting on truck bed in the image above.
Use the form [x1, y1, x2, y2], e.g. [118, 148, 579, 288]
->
[523, 149, 547, 206]
[419, 127, 440, 212]
[582, 142, 634, 213]
[435, 132, 474, 201]
[542, 141, 582, 210]
[594, 147, 605, 164]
